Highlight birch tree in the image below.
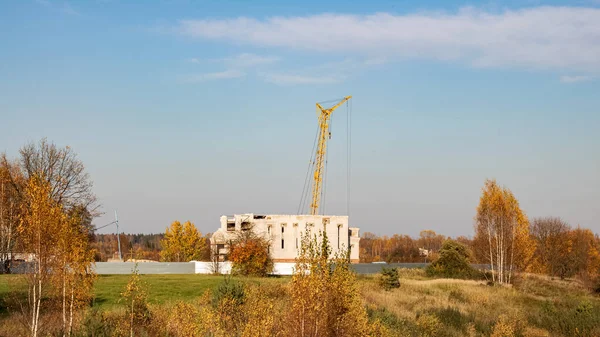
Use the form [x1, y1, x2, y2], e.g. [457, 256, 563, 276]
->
[15, 138, 98, 214]
[474, 179, 534, 284]
[54, 211, 96, 336]
[18, 176, 63, 337]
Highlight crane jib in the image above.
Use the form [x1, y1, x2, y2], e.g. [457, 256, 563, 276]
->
[309, 95, 352, 216]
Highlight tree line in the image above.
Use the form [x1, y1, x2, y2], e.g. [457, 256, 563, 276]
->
[361, 179, 600, 287]
[1, 138, 97, 336]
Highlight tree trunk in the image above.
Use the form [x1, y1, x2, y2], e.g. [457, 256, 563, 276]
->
[62, 266, 66, 337]
[68, 286, 74, 337]
[130, 298, 134, 337]
[486, 214, 495, 283]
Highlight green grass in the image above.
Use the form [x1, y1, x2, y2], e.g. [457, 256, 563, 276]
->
[93, 274, 223, 309]
[1, 274, 289, 312]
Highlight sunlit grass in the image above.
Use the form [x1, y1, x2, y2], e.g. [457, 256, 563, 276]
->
[360, 270, 600, 336]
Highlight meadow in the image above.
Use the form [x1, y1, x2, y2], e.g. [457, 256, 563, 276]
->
[1, 269, 599, 336]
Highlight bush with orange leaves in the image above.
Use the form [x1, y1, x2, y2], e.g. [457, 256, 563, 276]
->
[228, 229, 274, 277]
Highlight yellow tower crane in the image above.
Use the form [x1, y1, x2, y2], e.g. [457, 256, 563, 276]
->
[310, 95, 352, 215]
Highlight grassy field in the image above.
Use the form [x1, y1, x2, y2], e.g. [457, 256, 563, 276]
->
[92, 274, 288, 309]
[2, 270, 599, 336]
[361, 269, 600, 336]
[0, 274, 289, 311]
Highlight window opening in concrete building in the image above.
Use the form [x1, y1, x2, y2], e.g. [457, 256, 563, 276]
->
[281, 226, 285, 249]
[337, 225, 341, 249]
[241, 221, 251, 231]
[227, 222, 235, 231]
[254, 215, 266, 219]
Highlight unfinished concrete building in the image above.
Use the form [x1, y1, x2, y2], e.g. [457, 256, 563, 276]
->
[210, 214, 360, 263]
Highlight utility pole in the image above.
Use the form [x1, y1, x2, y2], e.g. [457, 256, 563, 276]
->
[93, 211, 123, 261]
[115, 211, 122, 261]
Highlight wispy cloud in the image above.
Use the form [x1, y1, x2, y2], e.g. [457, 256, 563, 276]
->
[187, 53, 279, 67]
[183, 69, 245, 83]
[175, 7, 600, 73]
[61, 3, 80, 16]
[262, 73, 340, 85]
[224, 53, 279, 67]
[560, 75, 594, 83]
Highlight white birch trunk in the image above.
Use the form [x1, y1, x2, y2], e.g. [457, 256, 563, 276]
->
[68, 286, 74, 337]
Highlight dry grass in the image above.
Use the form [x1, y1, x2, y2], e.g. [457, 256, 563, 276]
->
[361, 269, 600, 337]
[2, 271, 599, 336]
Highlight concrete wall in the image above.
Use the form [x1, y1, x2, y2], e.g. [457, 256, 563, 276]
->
[9, 262, 490, 275]
[193, 262, 296, 275]
[94, 262, 195, 274]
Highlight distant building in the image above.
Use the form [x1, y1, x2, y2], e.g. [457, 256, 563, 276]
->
[210, 214, 360, 263]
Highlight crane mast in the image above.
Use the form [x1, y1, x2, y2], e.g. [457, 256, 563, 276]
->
[310, 95, 352, 215]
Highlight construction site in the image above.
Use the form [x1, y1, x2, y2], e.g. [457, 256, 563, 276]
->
[210, 96, 359, 263]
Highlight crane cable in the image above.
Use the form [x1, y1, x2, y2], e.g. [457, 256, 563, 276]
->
[297, 124, 320, 214]
[322, 115, 332, 215]
[297, 97, 352, 216]
[347, 99, 352, 217]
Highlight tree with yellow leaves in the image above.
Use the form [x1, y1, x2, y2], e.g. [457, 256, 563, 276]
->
[121, 263, 150, 337]
[288, 230, 387, 336]
[18, 176, 64, 337]
[160, 221, 207, 262]
[569, 226, 600, 278]
[17, 175, 97, 337]
[54, 210, 96, 336]
[474, 179, 535, 284]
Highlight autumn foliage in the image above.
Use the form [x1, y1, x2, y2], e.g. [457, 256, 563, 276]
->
[287, 231, 387, 337]
[474, 179, 535, 284]
[160, 220, 208, 262]
[228, 230, 273, 277]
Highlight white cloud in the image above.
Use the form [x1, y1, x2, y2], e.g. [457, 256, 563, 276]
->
[183, 69, 245, 83]
[560, 75, 593, 83]
[262, 73, 340, 85]
[225, 53, 279, 67]
[176, 7, 600, 73]
[187, 53, 279, 67]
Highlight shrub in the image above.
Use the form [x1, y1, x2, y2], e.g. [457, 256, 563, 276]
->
[426, 240, 478, 279]
[416, 313, 441, 337]
[76, 308, 117, 337]
[378, 267, 400, 291]
[120, 263, 151, 336]
[165, 302, 201, 337]
[229, 230, 274, 277]
[490, 314, 527, 337]
[287, 231, 382, 336]
[538, 298, 600, 336]
[212, 276, 245, 308]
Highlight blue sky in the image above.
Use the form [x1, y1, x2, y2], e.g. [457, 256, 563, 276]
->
[1, 0, 598, 237]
